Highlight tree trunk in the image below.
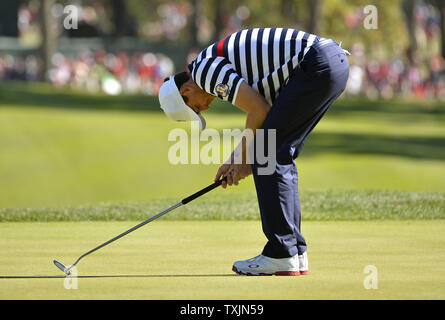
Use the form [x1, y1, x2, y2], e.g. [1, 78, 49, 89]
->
[427, 0, 444, 59]
[39, 0, 56, 82]
[281, 0, 295, 26]
[189, 0, 199, 48]
[111, 0, 135, 37]
[213, 0, 224, 42]
[0, 0, 20, 36]
[402, 0, 417, 63]
[438, 3, 445, 60]
[307, 0, 322, 34]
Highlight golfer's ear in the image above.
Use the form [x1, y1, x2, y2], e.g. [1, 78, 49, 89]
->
[179, 84, 191, 96]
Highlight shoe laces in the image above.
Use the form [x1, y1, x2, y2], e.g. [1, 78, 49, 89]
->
[247, 254, 263, 262]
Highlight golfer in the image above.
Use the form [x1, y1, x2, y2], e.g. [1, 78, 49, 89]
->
[158, 28, 349, 276]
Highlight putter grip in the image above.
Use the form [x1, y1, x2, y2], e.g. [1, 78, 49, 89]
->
[181, 177, 227, 205]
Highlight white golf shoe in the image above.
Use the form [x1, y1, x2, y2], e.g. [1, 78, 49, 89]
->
[232, 254, 300, 276]
[298, 251, 309, 275]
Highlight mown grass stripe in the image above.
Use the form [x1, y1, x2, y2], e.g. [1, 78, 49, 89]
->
[1, 190, 444, 222]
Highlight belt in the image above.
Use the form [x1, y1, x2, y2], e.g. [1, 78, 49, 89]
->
[312, 38, 337, 49]
[311, 38, 351, 55]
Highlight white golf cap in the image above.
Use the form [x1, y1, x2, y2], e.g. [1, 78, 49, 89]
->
[158, 75, 206, 130]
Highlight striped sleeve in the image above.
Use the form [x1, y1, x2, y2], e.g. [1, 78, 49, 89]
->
[190, 57, 244, 104]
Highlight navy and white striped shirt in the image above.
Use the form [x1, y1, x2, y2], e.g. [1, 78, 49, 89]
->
[188, 28, 321, 106]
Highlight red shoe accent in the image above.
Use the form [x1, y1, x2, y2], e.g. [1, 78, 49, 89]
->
[300, 270, 309, 275]
[275, 270, 300, 276]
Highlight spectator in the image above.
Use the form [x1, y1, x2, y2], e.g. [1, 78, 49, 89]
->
[1, 47, 444, 100]
[0, 49, 175, 96]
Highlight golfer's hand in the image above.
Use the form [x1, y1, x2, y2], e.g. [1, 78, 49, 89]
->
[215, 163, 252, 188]
[215, 163, 232, 188]
[231, 163, 252, 186]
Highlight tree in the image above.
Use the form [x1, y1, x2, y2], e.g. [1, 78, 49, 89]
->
[39, 0, 56, 81]
[402, 0, 418, 63]
[307, 0, 323, 34]
[0, 0, 21, 36]
[439, 3, 445, 60]
[426, 0, 445, 59]
[213, 0, 224, 42]
[189, 0, 199, 47]
[110, 0, 137, 37]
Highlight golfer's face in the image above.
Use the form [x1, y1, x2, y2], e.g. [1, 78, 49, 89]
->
[186, 94, 213, 114]
[180, 82, 215, 114]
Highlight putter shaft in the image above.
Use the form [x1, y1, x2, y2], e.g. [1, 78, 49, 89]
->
[54, 177, 226, 274]
[70, 202, 182, 269]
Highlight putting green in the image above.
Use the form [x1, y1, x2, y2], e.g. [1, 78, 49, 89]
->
[1, 83, 445, 208]
[1, 220, 444, 299]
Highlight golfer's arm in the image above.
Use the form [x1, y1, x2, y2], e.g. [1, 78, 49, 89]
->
[235, 81, 271, 129]
[232, 81, 271, 163]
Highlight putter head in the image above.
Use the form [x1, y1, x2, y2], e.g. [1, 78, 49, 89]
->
[53, 260, 71, 276]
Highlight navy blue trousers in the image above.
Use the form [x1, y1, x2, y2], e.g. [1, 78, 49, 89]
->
[252, 39, 350, 258]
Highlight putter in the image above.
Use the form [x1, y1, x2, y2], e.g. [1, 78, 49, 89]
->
[53, 177, 227, 275]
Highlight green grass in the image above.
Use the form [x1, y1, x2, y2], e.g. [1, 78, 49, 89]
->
[1, 220, 444, 299]
[1, 189, 444, 222]
[1, 82, 445, 300]
[1, 82, 445, 209]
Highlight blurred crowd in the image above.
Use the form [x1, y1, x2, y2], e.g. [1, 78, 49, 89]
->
[345, 43, 445, 100]
[2, 47, 445, 100]
[2, 0, 444, 100]
[0, 50, 174, 95]
[343, 1, 445, 101]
